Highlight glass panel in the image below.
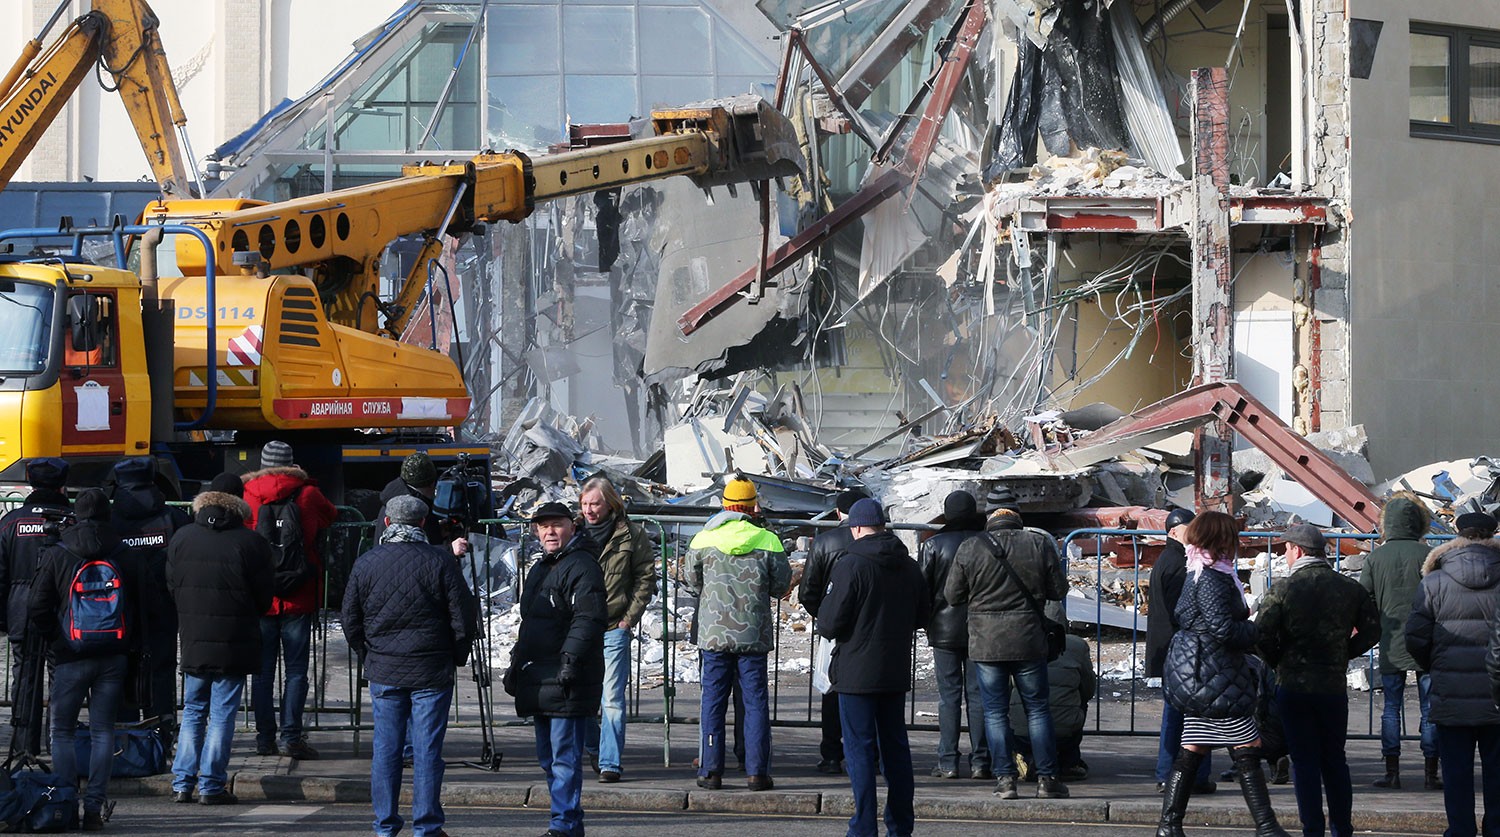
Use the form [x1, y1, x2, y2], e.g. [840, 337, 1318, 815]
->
[716, 29, 775, 75]
[336, 107, 407, 151]
[1410, 33, 1451, 123]
[563, 6, 636, 74]
[717, 75, 770, 99]
[430, 102, 480, 150]
[0, 280, 54, 375]
[798, 0, 910, 79]
[488, 6, 560, 75]
[565, 74, 639, 122]
[642, 75, 713, 111]
[1470, 43, 1500, 126]
[489, 75, 563, 148]
[641, 8, 710, 74]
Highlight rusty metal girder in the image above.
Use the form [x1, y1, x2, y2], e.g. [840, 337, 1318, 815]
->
[676, 0, 988, 337]
[1055, 381, 1382, 533]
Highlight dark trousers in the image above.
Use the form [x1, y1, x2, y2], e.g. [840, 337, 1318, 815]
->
[1016, 730, 1083, 771]
[1276, 687, 1355, 837]
[1435, 724, 1500, 837]
[820, 690, 843, 762]
[839, 693, 914, 837]
[49, 655, 127, 814]
[932, 647, 987, 773]
[1156, 699, 1213, 783]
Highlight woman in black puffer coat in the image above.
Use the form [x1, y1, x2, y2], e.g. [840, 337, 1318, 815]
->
[1157, 511, 1289, 837]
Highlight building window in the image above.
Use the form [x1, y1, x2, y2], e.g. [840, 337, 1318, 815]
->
[1411, 22, 1500, 143]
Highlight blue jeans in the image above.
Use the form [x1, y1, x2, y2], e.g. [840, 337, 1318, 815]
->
[1156, 699, 1214, 783]
[840, 692, 915, 837]
[1277, 688, 1355, 837]
[976, 659, 1056, 778]
[370, 682, 452, 837]
[585, 627, 630, 772]
[1379, 671, 1437, 759]
[1436, 724, 1500, 837]
[699, 651, 770, 777]
[535, 715, 587, 836]
[253, 613, 312, 747]
[932, 648, 988, 773]
[172, 674, 244, 796]
[49, 655, 127, 813]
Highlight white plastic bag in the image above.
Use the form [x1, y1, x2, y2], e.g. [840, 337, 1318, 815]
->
[812, 636, 836, 695]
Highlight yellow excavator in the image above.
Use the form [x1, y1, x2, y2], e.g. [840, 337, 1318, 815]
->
[0, 95, 800, 494]
[0, 0, 196, 196]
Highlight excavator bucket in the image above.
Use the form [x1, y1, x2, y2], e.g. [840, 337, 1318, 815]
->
[652, 94, 804, 189]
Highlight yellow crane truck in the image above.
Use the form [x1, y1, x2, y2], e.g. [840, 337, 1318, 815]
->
[0, 96, 800, 496]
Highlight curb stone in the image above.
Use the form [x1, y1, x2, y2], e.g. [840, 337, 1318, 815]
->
[685, 789, 822, 815]
[109, 771, 1444, 834]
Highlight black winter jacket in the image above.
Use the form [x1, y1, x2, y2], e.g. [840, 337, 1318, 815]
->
[945, 515, 1067, 663]
[509, 534, 608, 718]
[917, 517, 983, 650]
[1145, 538, 1189, 679]
[166, 492, 275, 677]
[342, 538, 476, 690]
[817, 531, 928, 694]
[1408, 536, 1500, 726]
[1164, 567, 1259, 719]
[110, 482, 190, 635]
[799, 523, 854, 619]
[27, 520, 146, 665]
[0, 489, 71, 643]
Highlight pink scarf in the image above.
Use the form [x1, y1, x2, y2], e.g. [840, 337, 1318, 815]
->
[1185, 544, 1236, 578]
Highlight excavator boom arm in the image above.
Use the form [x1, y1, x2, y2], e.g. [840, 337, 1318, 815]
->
[0, 0, 194, 196]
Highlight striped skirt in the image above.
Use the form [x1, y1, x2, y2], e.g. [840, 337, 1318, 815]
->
[1181, 715, 1259, 748]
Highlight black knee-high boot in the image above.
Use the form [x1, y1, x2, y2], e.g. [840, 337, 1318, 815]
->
[1232, 747, 1290, 837]
[1157, 748, 1204, 837]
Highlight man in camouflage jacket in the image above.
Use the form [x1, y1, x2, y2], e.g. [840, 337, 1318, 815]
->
[1257, 523, 1380, 837]
[684, 478, 790, 791]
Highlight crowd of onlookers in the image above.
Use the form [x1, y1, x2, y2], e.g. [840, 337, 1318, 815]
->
[5, 452, 1500, 837]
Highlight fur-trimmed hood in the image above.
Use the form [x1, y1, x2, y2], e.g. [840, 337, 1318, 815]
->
[191, 490, 251, 528]
[1423, 535, 1500, 588]
[240, 465, 309, 483]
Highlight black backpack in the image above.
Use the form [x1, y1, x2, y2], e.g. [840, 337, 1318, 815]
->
[256, 489, 311, 598]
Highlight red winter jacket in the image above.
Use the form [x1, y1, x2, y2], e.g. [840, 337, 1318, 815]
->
[242, 466, 338, 615]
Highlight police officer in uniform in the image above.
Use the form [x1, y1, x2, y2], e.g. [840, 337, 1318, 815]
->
[0, 458, 72, 755]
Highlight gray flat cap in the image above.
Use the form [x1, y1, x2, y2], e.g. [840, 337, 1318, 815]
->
[385, 494, 428, 525]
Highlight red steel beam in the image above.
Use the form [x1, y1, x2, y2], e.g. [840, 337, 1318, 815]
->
[676, 167, 909, 335]
[838, 0, 958, 109]
[1065, 381, 1382, 532]
[676, 0, 988, 336]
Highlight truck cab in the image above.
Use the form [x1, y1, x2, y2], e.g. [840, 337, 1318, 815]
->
[0, 262, 151, 485]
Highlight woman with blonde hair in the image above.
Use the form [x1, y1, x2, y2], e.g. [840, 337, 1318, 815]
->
[1157, 511, 1289, 837]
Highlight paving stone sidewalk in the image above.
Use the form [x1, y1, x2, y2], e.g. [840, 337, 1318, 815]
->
[110, 722, 1454, 833]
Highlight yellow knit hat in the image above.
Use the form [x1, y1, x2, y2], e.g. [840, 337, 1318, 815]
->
[722, 478, 758, 507]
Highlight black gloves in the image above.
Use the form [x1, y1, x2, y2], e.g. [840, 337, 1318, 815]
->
[557, 652, 578, 687]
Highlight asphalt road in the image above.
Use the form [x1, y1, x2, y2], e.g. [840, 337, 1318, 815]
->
[97, 798, 1423, 836]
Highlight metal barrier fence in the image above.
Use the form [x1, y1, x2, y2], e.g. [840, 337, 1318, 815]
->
[1062, 527, 1454, 742]
[0, 496, 1456, 756]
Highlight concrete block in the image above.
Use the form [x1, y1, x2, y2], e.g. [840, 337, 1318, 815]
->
[233, 773, 371, 804]
[687, 789, 821, 815]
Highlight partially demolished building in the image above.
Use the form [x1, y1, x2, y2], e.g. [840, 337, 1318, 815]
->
[207, 0, 1500, 519]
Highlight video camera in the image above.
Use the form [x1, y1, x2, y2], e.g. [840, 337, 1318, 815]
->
[433, 453, 495, 537]
[35, 507, 76, 541]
